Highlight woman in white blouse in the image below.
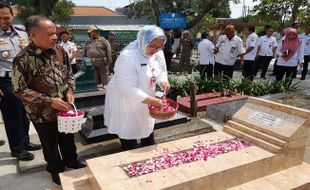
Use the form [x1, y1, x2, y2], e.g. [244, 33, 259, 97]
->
[104, 26, 170, 150]
[275, 28, 304, 82]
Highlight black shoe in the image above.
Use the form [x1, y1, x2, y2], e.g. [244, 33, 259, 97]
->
[51, 173, 61, 185]
[66, 161, 86, 169]
[11, 150, 34, 161]
[300, 77, 305, 80]
[25, 142, 42, 151]
[0, 140, 5, 146]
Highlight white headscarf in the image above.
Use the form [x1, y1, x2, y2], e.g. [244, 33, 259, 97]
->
[124, 25, 166, 57]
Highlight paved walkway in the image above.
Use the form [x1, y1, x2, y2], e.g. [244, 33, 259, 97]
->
[0, 67, 310, 190]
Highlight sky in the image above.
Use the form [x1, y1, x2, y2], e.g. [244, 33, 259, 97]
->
[71, 0, 257, 19]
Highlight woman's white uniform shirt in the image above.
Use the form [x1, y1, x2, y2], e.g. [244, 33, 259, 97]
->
[104, 28, 167, 139]
[276, 37, 304, 67]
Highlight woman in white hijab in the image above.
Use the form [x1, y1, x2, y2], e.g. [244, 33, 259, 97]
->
[104, 25, 170, 150]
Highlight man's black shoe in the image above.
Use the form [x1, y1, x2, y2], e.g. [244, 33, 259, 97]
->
[0, 140, 5, 146]
[11, 150, 34, 161]
[25, 142, 42, 151]
[300, 77, 305, 80]
[51, 173, 61, 185]
[66, 161, 86, 169]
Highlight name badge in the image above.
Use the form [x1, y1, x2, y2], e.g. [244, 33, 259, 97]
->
[230, 47, 236, 53]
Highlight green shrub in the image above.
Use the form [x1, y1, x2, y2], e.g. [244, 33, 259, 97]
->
[168, 75, 300, 97]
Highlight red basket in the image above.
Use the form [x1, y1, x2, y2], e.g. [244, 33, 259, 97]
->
[148, 98, 179, 120]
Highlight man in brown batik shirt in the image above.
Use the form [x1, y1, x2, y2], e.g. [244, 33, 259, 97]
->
[12, 15, 85, 186]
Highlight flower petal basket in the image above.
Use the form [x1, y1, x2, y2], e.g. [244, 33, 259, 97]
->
[148, 98, 179, 120]
[57, 104, 84, 134]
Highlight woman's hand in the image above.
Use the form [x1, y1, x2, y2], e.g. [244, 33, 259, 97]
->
[51, 98, 70, 111]
[160, 81, 170, 92]
[142, 96, 164, 108]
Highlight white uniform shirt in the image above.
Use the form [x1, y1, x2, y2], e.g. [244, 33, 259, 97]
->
[257, 35, 277, 56]
[197, 39, 215, 65]
[272, 31, 283, 46]
[276, 37, 304, 67]
[104, 49, 168, 139]
[299, 34, 310, 56]
[244, 32, 259, 61]
[215, 35, 245, 66]
[59, 41, 77, 64]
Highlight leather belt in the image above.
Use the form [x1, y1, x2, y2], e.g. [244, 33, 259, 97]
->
[0, 70, 12, 78]
[90, 57, 106, 62]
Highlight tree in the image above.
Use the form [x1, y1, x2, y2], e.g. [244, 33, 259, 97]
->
[251, 0, 309, 27]
[12, 0, 59, 21]
[297, 5, 310, 26]
[127, 0, 237, 29]
[50, 0, 75, 28]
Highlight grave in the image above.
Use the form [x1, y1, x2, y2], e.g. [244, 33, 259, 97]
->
[79, 103, 191, 143]
[74, 58, 98, 93]
[76, 92, 190, 143]
[59, 98, 310, 189]
[177, 92, 248, 114]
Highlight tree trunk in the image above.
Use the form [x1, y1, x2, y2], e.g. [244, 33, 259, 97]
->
[150, 0, 161, 26]
[291, 0, 303, 23]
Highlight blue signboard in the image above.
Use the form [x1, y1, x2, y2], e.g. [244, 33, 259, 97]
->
[160, 12, 187, 29]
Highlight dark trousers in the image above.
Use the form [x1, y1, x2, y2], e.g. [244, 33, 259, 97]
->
[119, 132, 155, 151]
[91, 59, 109, 86]
[214, 62, 234, 79]
[243, 60, 255, 81]
[301, 55, 310, 78]
[199, 64, 213, 79]
[275, 65, 297, 82]
[0, 76, 29, 153]
[33, 121, 78, 174]
[271, 59, 278, 75]
[164, 51, 173, 72]
[254, 56, 273, 78]
[71, 64, 78, 74]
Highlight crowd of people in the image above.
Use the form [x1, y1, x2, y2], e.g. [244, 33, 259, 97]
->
[196, 24, 309, 83]
[0, 0, 309, 187]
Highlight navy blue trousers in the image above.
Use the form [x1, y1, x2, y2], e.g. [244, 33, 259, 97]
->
[0, 76, 29, 153]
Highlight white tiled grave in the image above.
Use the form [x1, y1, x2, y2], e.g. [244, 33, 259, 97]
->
[59, 97, 310, 190]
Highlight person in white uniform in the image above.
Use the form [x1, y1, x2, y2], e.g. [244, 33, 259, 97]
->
[299, 26, 310, 80]
[58, 31, 78, 74]
[197, 31, 215, 79]
[275, 28, 304, 82]
[254, 27, 277, 79]
[104, 26, 170, 150]
[214, 24, 245, 79]
[242, 25, 259, 81]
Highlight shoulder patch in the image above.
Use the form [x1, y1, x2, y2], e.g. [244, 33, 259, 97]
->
[14, 26, 26, 32]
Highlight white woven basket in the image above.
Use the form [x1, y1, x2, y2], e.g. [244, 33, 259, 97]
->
[57, 104, 84, 134]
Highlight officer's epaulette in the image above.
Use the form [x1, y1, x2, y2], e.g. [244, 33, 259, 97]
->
[14, 26, 26, 32]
